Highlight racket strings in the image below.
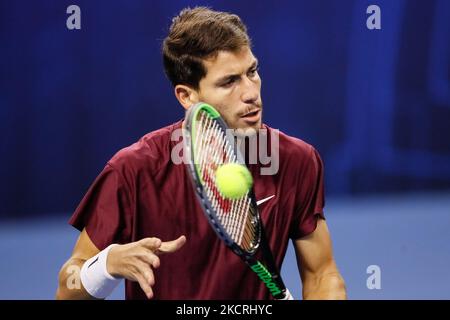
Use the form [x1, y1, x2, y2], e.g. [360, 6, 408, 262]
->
[194, 111, 258, 252]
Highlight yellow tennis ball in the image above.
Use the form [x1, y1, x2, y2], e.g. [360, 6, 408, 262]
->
[215, 163, 253, 199]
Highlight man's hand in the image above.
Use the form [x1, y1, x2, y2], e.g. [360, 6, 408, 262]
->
[107, 236, 186, 299]
[56, 229, 186, 300]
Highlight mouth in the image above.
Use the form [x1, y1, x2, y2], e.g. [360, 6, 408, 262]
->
[240, 109, 261, 124]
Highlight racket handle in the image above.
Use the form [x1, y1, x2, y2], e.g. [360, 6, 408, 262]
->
[279, 289, 294, 300]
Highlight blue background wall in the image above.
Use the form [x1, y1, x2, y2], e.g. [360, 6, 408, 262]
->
[1, 0, 449, 217]
[0, 0, 449, 299]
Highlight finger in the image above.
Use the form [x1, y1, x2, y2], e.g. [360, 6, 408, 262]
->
[138, 249, 161, 269]
[138, 237, 162, 250]
[137, 262, 155, 287]
[156, 235, 187, 255]
[134, 272, 154, 299]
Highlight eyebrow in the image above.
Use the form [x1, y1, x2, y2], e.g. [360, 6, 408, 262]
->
[215, 59, 259, 86]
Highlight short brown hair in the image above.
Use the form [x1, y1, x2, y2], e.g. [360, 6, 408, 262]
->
[162, 7, 251, 89]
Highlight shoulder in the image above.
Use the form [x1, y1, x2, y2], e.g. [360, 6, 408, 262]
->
[107, 120, 183, 178]
[264, 124, 322, 169]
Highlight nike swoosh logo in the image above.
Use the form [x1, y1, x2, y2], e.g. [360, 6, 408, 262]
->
[87, 257, 99, 268]
[256, 195, 275, 206]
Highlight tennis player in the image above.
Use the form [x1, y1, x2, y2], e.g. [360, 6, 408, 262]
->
[56, 7, 346, 300]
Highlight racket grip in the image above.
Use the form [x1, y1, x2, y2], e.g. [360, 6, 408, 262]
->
[280, 289, 294, 300]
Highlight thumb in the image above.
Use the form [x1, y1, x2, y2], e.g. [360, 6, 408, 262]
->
[156, 235, 187, 255]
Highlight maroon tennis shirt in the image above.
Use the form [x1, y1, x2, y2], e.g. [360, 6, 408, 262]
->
[69, 120, 325, 299]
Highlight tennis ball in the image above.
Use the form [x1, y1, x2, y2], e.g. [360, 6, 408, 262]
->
[215, 163, 253, 199]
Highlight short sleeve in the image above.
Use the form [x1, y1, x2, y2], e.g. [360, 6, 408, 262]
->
[290, 146, 326, 239]
[69, 163, 134, 250]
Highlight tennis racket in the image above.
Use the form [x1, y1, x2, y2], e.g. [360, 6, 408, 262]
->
[183, 102, 293, 300]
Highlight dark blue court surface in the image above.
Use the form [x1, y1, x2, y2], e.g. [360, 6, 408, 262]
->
[1, 193, 449, 300]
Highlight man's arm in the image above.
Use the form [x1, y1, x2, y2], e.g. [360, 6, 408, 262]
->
[56, 228, 186, 299]
[293, 218, 346, 300]
[56, 228, 101, 299]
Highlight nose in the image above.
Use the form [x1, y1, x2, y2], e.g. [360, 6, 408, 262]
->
[240, 76, 259, 105]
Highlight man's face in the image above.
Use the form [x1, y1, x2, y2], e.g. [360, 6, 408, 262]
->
[197, 46, 262, 131]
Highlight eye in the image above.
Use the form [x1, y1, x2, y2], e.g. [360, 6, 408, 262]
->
[248, 67, 259, 78]
[221, 78, 237, 88]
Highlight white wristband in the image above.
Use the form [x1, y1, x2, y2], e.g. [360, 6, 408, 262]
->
[280, 289, 294, 300]
[80, 244, 122, 299]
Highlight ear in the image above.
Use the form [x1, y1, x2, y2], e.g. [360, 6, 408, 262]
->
[174, 85, 199, 110]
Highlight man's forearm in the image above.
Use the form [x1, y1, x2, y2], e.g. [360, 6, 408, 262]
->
[56, 258, 96, 300]
[302, 272, 347, 300]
